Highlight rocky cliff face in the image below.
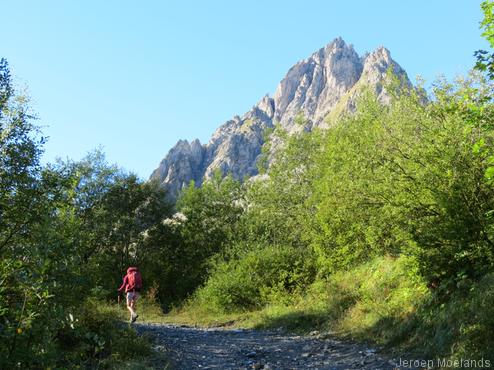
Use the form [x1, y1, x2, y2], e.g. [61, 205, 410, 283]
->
[150, 38, 409, 199]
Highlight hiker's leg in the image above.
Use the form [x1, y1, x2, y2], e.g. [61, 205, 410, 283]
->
[132, 292, 139, 314]
[126, 292, 136, 317]
[126, 294, 132, 315]
[129, 293, 139, 323]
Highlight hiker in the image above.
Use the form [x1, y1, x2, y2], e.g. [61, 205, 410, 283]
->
[118, 266, 142, 323]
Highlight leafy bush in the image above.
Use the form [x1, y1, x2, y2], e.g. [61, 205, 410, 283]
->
[194, 244, 316, 312]
[56, 299, 152, 368]
[0, 260, 61, 369]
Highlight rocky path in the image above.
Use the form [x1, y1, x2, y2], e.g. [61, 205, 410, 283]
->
[135, 323, 408, 370]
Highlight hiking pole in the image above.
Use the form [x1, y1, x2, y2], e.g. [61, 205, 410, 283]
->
[117, 293, 121, 305]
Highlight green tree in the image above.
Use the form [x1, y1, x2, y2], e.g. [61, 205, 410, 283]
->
[241, 122, 322, 249]
[0, 58, 63, 368]
[51, 150, 174, 295]
[309, 76, 494, 284]
[173, 171, 245, 295]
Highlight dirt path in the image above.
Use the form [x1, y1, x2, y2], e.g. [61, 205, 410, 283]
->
[135, 323, 408, 369]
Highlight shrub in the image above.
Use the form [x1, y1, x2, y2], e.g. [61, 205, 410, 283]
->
[194, 244, 316, 312]
[56, 299, 152, 368]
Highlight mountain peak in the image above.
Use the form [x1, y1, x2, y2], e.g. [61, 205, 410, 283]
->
[360, 47, 410, 100]
[273, 37, 363, 129]
[364, 46, 394, 68]
[315, 37, 355, 60]
[324, 36, 346, 49]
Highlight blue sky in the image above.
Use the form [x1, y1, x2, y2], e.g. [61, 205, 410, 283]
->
[2, 1, 488, 179]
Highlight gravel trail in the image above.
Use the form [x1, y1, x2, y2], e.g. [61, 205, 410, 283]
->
[135, 323, 409, 370]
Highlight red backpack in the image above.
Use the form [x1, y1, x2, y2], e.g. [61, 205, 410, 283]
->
[127, 267, 142, 291]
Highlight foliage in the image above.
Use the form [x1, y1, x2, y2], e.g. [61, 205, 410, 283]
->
[49, 151, 173, 294]
[193, 244, 316, 312]
[241, 124, 322, 248]
[177, 171, 244, 254]
[171, 172, 245, 300]
[475, 0, 494, 79]
[308, 90, 408, 273]
[0, 58, 62, 368]
[56, 299, 152, 368]
[304, 75, 494, 286]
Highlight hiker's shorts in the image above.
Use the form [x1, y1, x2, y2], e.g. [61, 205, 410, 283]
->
[126, 291, 139, 302]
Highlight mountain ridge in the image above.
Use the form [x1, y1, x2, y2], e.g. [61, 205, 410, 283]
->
[150, 37, 410, 198]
